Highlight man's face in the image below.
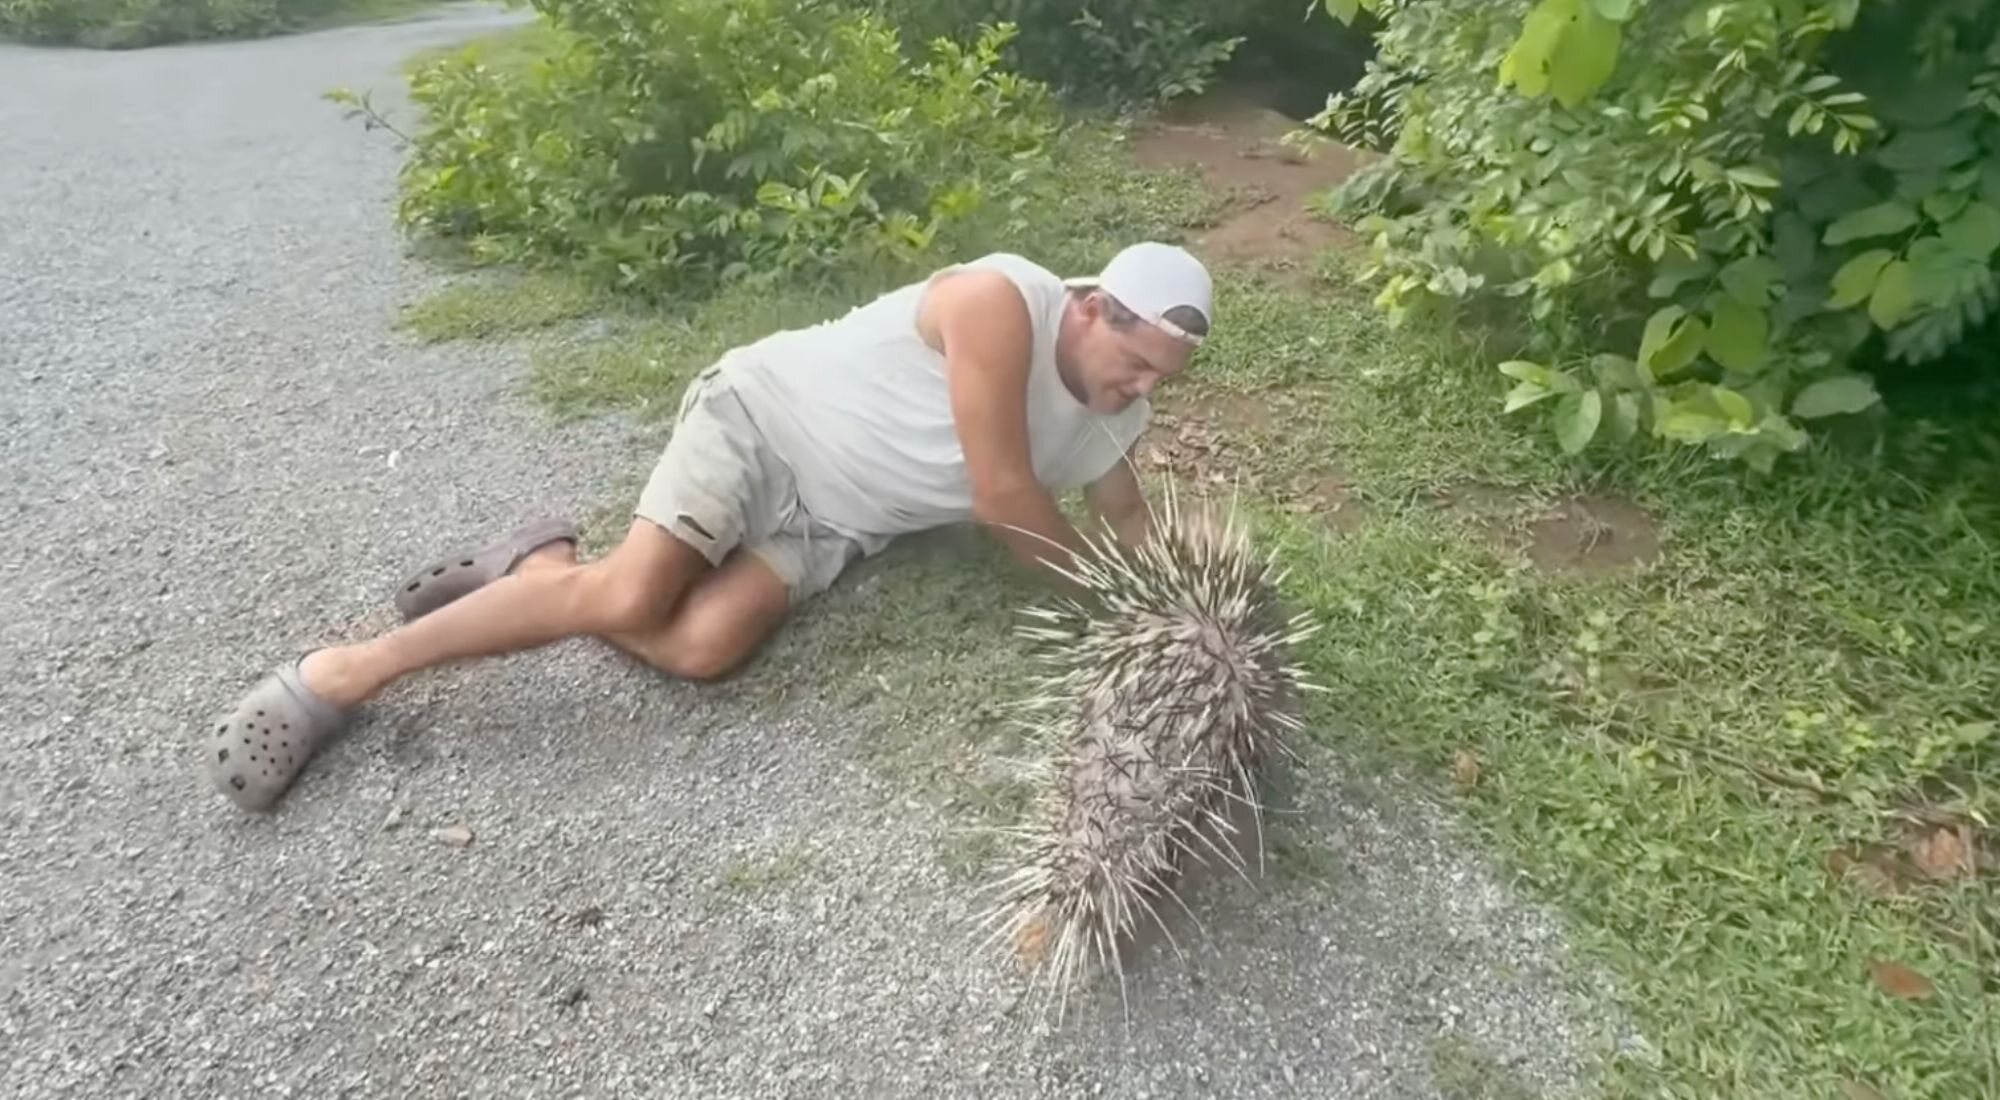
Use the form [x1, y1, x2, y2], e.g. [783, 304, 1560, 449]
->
[1067, 293, 1195, 414]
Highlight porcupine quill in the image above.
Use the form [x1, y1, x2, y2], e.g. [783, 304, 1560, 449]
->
[969, 470, 1324, 1023]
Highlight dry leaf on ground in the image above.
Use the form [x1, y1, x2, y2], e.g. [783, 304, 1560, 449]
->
[1911, 825, 1974, 881]
[1452, 749, 1482, 790]
[1869, 959, 1934, 1000]
[1826, 847, 1904, 898]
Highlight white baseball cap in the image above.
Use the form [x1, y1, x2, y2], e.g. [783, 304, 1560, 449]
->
[1064, 241, 1214, 348]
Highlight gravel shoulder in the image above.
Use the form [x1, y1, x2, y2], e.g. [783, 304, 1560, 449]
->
[0, 7, 1633, 1097]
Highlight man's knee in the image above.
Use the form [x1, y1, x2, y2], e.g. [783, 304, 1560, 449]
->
[651, 629, 745, 683]
[570, 522, 706, 634]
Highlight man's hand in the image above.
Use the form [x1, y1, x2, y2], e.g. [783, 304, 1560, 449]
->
[921, 269, 1090, 593]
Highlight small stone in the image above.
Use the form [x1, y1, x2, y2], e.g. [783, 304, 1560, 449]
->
[435, 824, 474, 848]
[382, 805, 406, 831]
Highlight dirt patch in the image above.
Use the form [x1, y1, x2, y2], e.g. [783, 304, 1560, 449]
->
[1130, 89, 1363, 275]
[1526, 494, 1662, 575]
[1139, 388, 1368, 535]
[1431, 480, 1534, 545]
[1140, 389, 1278, 489]
[1302, 473, 1370, 536]
[1429, 483, 1660, 575]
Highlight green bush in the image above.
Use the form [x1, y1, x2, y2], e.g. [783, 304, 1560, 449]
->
[1317, 0, 2000, 471]
[360, 0, 1061, 296]
[865, 0, 1245, 107]
[0, 0, 390, 47]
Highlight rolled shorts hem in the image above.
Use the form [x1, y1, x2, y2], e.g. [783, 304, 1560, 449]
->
[632, 359, 869, 605]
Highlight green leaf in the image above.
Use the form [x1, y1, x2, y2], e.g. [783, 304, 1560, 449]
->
[1922, 190, 1971, 223]
[1648, 253, 1715, 298]
[1498, 0, 1575, 99]
[1326, 0, 1362, 22]
[1876, 125, 1979, 174]
[1505, 380, 1556, 412]
[1548, 5, 1622, 109]
[1554, 390, 1603, 454]
[1787, 101, 1815, 135]
[1902, 237, 1976, 309]
[1895, 170, 1947, 202]
[1719, 255, 1782, 306]
[1824, 201, 1918, 245]
[1706, 300, 1770, 372]
[1639, 306, 1707, 378]
[1945, 202, 2000, 260]
[1500, 359, 1556, 387]
[1711, 385, 1755, 426]
[1868, 260, 1915, 328]
[1828, 249, 1894, 308]
[1658, 402, 1729, 443]
[1792, 374, 1880, 419]
[1727, 166, 1780, 189]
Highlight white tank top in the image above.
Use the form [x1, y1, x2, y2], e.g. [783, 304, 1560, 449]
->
[722, 253, 1151, 545]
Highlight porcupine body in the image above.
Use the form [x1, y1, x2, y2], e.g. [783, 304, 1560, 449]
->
[975, 483, 1321, 1013]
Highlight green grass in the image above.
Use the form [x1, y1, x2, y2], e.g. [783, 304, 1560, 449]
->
[388, 28, 1999, 1098]
[399, 271, 612, 343]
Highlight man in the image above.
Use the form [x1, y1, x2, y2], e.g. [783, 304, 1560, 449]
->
[203, 241, 1215, 812]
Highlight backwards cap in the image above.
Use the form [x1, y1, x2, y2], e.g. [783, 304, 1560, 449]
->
[1064, 241, 1214, 348]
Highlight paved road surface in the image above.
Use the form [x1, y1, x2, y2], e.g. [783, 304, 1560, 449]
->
[0, 7, 1626, 1097]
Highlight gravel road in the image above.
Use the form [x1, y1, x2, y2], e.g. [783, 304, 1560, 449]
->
[0, 7, 1631, 1097]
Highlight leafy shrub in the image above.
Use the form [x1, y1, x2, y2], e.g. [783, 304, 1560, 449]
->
[865, 0, 1245, 107]
[0, 0, 379, 47]
[361, 0, 1061, 296]
[1316, 0, 2000, 471]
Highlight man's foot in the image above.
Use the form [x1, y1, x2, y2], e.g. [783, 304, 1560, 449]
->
[393, 517, 578, 622]
[202, 652, 354, 814]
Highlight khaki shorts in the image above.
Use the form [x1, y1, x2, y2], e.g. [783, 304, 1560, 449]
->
[635, 359, 867, 604]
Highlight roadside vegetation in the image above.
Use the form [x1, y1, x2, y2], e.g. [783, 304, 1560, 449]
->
[0, 0, 437, 48]
[349, 2, 1999, 1096]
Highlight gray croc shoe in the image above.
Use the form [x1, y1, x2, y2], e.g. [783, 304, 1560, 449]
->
[203, 655, 351, 813]
[393, 517, 578, 622]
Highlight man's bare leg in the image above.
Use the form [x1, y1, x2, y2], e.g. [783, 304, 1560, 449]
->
[297, 519, 711, 709]
[517, 536, 794, 682]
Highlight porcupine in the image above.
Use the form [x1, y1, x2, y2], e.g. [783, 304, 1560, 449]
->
[973, 477, 1322, 1017]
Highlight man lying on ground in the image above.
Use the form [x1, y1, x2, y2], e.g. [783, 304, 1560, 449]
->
[203, 241, 1215, 812]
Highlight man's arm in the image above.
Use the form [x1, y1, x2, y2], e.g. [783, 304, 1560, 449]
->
[921, 269, 1090, 590]
[1084, 449, 1152, 548]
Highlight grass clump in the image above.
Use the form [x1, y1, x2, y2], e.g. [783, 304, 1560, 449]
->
[398, 271, 611, 343]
